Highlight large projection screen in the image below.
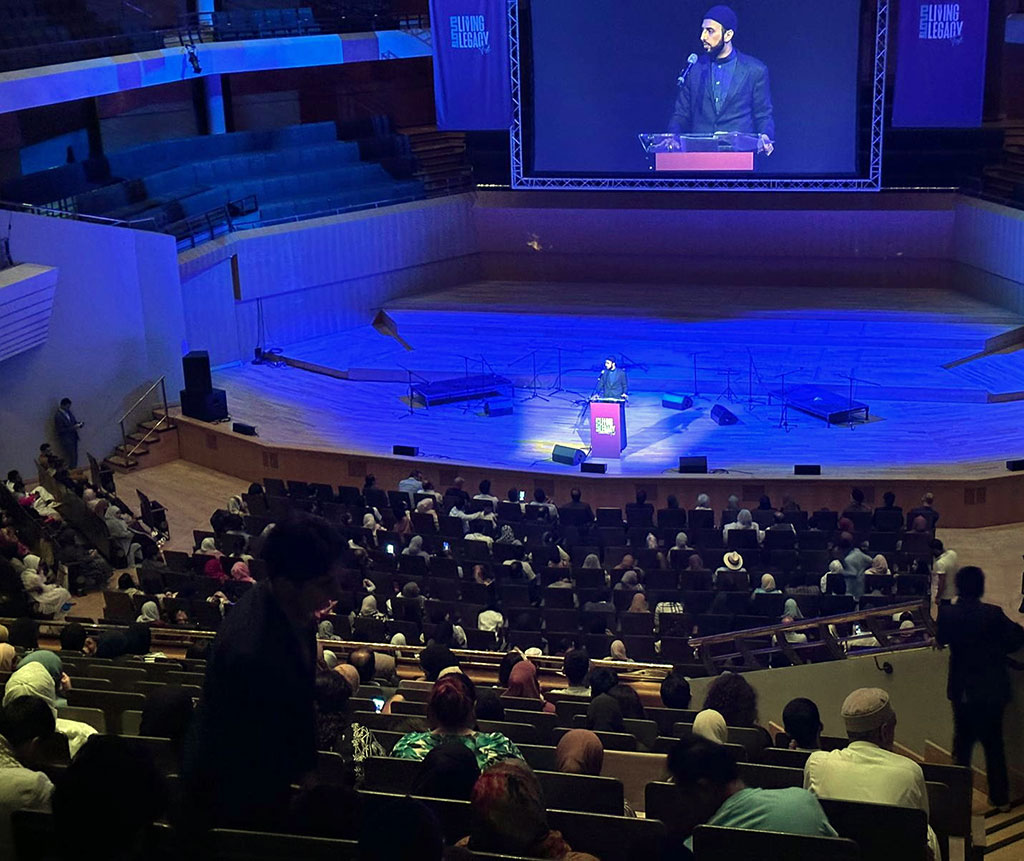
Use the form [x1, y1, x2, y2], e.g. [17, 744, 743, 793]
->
[510, 0, 887, 191]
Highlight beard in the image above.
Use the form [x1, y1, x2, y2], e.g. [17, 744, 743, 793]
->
[702, 38, 727, 58]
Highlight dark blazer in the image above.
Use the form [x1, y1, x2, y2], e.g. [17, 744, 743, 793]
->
[937, 599, 1024, 705]
[668, 50, 775, 140]
[54, 408, 79, 442]
[596, 367, 628, 399]
[559, 500, 594, 526]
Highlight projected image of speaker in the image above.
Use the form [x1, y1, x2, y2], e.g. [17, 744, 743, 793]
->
[679, 456, 708, 474]
[711, 404, 738, 426]
[180, 387, 228, 422]
[552, 444, 586, 465]
[182, 350, 212, 392]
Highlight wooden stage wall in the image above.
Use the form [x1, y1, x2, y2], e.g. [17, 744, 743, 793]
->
[176, 415, 1023, 529]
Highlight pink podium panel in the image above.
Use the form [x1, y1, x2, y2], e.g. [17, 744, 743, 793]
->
[654, 151, 754, 172]
[590, 400, 627, 459]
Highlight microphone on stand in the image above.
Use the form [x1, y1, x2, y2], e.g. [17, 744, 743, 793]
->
[677, 53, 698, 87]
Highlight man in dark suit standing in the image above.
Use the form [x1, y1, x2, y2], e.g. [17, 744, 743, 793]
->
[594, 356, 628, 400]
[667, 6, 775, 155]
[54, 397, 83, 469]
[937, 566, 1024, 811]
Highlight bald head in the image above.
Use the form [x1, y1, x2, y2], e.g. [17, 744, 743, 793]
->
[349, 647, 376, 684]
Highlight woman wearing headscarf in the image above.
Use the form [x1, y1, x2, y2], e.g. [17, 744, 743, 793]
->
[754, 574, 779, 594]
[586, 693, 625, 733]
[866, 554, 891, 577]
[229, 561, 255, 584]
[0, 643, 15, 671]
[415, 498, 439, 528]
[693, 709, 729, 744]
[506, 661, 555, 713]
[609, 640, 634, 663]
[613, 570, 643, 593]
[104, 504, 142, 565]
[495, 525, 520, 546]
[357, 595, 388, 623]
[821, 559, 846, 594]
[20, 555, 72, 617]
[402, 535, 431, 559]
[94, 631, 130, 659]
[314, 670, 385, 788]
[581, 554, 602, 570]
[627, 593, 649, 614]
[361, 513, 382, 547]
[392, 673, 522, 769]
[555, 729, 603, 776]
[0, 623, 7, 643]
[456, 759, 599, 860]
[667, 533, 692, 568]
[723, 509, 763, 545]
[410, 742, 481, 800]
[318, 620, 342, 641]
[136, 601, 162, 625]
[2, 662, 96, 755]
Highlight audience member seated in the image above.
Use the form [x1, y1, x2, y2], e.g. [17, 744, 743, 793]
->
[695, 493, 712, 510]
[52, 735, 167, 861]
[474, 479, 499, 510]
[587, 693, 625, 732]
[609, 639, 634, 663]
[608, 682, 644, 719]
[457, 759, 599, 860]
[0, 644, 14, 672]
[140, 686, 194, 748]
[528, 488, 559, 522]
[782, 698, 822, 749]
[2, 663, 96, 756]
[660, 668, 692, 710]
[506, 660, 555, 712]
[556, 728, 636, 817]
[723, 509, 763, 545]
[667, 532, 693, 568]
[613, 570, 643, 593]
[803, 687, 939, 860]
[702, 672, 772, 751]
[872, 491, 903, 531]
[497, 651, 523, 687]
[693, 709, 729, 744]
[668, 736, 836, 850]
[558, 487, 594, 527]
[821, 560, 846, 595]
[906, 492, 940, 530]
[0, 696, 55, 858]
[475, 689, 506, 721]
[398, 469, 424, 502]
[391, 673, 522, 768]
[842, 488, 871, 515]
[17, 650, 70, 706]
[548, 648, 591, 696]
[444, 476, 471, 508]
[754, 573, 780, 594]
[627, 592, 650, 615]
[588, 667, 618, 698]
[714, 552, 748, 590]
[625, 489, 654, 525]
[361, 796, 444, 861]
[314, 670, 384, 787]
[20, 554, 72, 618]
[410, 742, 481, 800]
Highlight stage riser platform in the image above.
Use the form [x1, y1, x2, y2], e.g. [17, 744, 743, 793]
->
[175, 413, 1024, 529]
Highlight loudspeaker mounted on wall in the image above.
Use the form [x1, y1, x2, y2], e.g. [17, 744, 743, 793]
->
[580, 461, 606, 473]
[392, 445, 419, 456]
[794, 464, 822, 475]
[710, 404, 739, 425]
[679, 456, 708, 474]
[551, 444, 586, 466]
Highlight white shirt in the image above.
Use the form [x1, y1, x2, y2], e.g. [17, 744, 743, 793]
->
[804, 740, 939, 860]
[0, 737, 53, 859]
[933, 550, 959, 601]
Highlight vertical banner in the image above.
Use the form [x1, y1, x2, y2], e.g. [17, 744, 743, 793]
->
[892, 1, 989, 127]
[429, 0, 511, 130]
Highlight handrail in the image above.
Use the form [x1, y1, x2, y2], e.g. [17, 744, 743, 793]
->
[0, 199, 157, 230]
[118, 376, 169, 464]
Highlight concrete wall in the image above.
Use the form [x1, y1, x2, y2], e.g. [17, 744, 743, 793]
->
[953, 197, 1024, 314]
[177, 196, 481, 366]
[0, 212, 185, 476]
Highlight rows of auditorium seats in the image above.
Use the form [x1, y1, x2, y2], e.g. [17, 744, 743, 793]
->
[0, 649, 975, 861]
[211, 7, 320, 39]
[1, 123, 424, 241]
[0, 0, 165, 72]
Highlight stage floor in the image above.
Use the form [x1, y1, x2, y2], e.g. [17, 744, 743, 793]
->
[212, 281, 1024, 478]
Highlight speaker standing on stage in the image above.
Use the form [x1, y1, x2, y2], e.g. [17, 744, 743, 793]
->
[594, 357, 628, 400]
[667, 5, 775, 156]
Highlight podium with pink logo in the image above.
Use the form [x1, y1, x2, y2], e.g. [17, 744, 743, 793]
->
[589, 399, 627, 458]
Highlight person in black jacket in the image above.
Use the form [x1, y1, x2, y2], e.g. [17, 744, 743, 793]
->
[937, 566, 1024, 810]
[667, 5, 775, 155]
[183, 513, 345, 829]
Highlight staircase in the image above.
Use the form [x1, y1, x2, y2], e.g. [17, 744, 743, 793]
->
[396, 125, 474, 197]
[104, 409, 179, 472]
[984, 804, 1024, 857]
[981, 122, 1024, 205]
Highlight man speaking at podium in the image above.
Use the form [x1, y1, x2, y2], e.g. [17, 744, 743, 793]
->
[667, 5, 775, 156]
[594, 356, 628, 400]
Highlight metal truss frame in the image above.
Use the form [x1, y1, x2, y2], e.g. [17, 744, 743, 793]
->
[508, 0, 888, 192]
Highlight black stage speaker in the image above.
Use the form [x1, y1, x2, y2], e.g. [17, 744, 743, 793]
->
[552, 444, 586, 466]
[711, 404, 738, 425]
[1007, 459, 1024, 471]
[182, 350, 212, 393]
[794, 464, 822, 475]
[233, 422, 258, 436]
[180, 387, 227, 422]
[679, 456, 708, 474]
[485, 398, 514, 417]
[662, 394, 694, 411]
[581, 461, 606, 474]
[393, 445, 419, 456]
